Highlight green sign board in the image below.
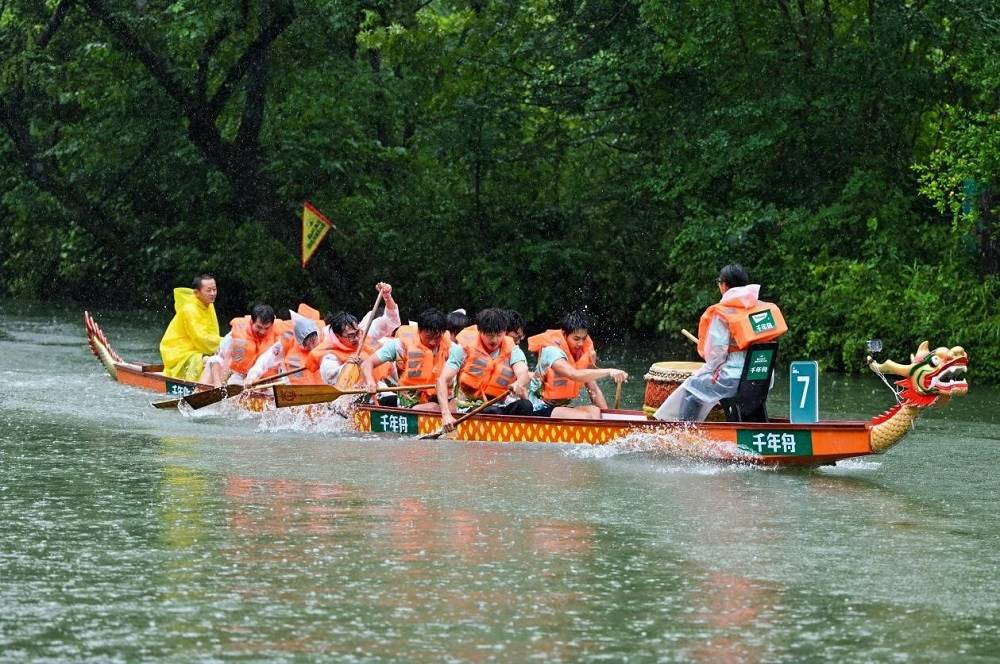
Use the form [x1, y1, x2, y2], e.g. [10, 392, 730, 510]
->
[165, 380, 194, 397]
[737, 430, 813, 456]
[371, 410, 419, 434]
[748, 309, 777, 334]
[745, 349, 774, 381]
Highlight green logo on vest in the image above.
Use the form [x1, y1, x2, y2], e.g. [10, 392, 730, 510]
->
[737, 430, 812, 456]
[371, 410, 418, 434]
[749, 309, 776, 334]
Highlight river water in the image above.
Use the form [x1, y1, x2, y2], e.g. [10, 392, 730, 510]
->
[2, 304, 998, 662]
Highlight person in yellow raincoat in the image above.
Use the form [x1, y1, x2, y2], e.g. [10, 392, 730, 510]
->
[159, 275, 222, 382]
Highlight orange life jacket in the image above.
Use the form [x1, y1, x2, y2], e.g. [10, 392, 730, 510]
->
[280, 335, 322, 385]
[527, 329, 596, 402]
[229, 316, 282, 376]
[455, 325, 517, 399]
[395, 325, 452, 403]
[697, 299, 787, 357]
[310, 332, 391, 382]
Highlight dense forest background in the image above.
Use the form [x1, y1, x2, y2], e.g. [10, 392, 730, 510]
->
[2, 0, 998, 379]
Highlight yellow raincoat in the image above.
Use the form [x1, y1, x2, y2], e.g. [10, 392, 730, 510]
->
[159, 288, 221, 381]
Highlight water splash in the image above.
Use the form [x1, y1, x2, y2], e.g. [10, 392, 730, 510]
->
[256, 399, 357, 435]
[567, 424, 763, 466]
[818, 458, 882, 473]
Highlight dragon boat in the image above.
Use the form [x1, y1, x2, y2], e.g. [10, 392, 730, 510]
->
[86, 311, 969, 466]
[350, 340, 969, 466]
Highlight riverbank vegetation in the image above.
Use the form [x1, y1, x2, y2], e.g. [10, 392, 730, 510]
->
[2, 1, 997, 379]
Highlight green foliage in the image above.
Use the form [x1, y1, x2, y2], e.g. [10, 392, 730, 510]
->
[1, 0, 998, 380]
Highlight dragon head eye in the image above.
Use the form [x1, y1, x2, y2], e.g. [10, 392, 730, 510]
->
[928, 355, 940, 367]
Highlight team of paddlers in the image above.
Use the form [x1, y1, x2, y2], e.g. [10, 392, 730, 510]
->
[158, 264, 786, 428]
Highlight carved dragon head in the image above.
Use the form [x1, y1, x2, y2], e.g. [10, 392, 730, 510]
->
[868, 341, 969, 407]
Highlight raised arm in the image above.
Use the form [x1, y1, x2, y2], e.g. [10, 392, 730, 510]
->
[550, 358, 628, 385]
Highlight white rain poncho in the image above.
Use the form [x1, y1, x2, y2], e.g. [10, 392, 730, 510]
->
[291, 310, 318, 346]
[655, 284, 761, 421]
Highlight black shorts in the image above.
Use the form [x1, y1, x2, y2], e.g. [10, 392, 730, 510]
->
[530, 404, 557, 418]
[377, 394, 399, 408]
[480, 399, 534, 417]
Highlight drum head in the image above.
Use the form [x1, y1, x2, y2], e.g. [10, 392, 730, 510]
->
[644, 361, 704, 381]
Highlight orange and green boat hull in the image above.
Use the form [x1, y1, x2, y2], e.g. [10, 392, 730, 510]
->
[353, 405, 875, 466]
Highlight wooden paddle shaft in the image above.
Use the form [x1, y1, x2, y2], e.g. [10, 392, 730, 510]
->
[273, 383, 436, 408]
[420, 390, 510, 439]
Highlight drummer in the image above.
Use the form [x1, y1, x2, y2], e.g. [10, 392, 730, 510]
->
[526, 311, 628, 419]
[654, 264, 785, 421]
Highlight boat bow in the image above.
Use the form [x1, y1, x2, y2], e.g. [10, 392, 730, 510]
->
[867, 341, 969, 453]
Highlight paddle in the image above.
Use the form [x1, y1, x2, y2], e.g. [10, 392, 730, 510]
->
[613, 381, 623, 409]
[151, 368, 305, 410]
[418, 390, 511, 440]
[334, 290, 384, 391]
[272, 383, 435, 408]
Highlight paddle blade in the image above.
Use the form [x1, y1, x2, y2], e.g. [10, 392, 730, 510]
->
[151, 397, 183, 409]
[417, 429, 444, 440]
[334, 363, 362, 391]
[273, 384, 345, 408]
[183, 384, 243, 410]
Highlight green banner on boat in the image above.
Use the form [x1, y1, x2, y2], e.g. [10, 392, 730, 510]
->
[737, 429, 813, 456]
[371, 410, 419, 434]
[165, 380, 195, 397]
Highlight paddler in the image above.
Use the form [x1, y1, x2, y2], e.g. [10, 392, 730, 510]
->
[244, 311, 323, 385]
[315, 282, 400, 386]
[435, 308, 533, 431]
[654, 263, 786, 421]
[446, 308, 470, 337]
[159, 275, 222, 383]
[502, 309, 526, 346]
[200, 304, 279, 386]
[526, 311, 628, 419]
[360, 308, 452, 410]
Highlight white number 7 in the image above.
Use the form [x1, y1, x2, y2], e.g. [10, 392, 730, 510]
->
[796, 375, 810, 409]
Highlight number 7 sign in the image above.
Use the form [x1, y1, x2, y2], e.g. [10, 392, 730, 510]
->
[790, 361, 819, 423]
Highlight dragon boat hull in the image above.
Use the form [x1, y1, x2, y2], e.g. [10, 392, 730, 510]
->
[353, 404, 875, 466]
[84, 311, 206, 397]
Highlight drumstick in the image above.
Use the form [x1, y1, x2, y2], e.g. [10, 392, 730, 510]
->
[681, 329, 698, 344]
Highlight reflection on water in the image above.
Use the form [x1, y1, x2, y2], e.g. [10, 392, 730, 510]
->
[2, 302, 1000, 661]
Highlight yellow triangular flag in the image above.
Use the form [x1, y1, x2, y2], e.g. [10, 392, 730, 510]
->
[301, 202, 334, 268]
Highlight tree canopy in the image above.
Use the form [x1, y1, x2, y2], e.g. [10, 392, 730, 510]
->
[2, 0, 998, 378]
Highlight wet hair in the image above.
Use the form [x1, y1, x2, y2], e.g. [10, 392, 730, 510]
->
[502, 309, 525, 334]
[476, 308, 507, 335]
[718, 264, 750, 288]
[559, 310, 590, 336]
[416, 308, 447, 333]
[446, 310, 470, 336]
[250, 304, 275, 324]
[328, 312, 359, 336]
[193, 274, 215, 290]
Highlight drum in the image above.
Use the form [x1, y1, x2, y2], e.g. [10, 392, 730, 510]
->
[642, 361, 705, 417]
